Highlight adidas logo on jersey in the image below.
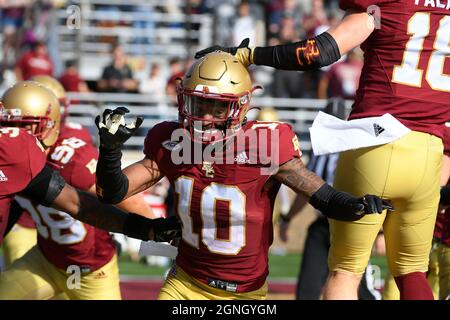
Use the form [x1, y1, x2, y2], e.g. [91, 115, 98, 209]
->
[0, 170, 8, 182]
[235, 151, 249, 164]
[373, 123, 385, 137]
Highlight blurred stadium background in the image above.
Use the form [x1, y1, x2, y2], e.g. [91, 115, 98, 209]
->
[0, 0, 388, 299]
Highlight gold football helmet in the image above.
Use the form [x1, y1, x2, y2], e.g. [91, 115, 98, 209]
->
[1, 81, 61, 147]
[177, 52, 260, 143]
[256, 107, 279, 122]
[31, 75, 69, 123]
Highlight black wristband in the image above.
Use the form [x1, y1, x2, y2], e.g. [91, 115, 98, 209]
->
[96, 146, 129, 204]
[309, 184, 364, 222]
[309, 183, 335, 214]
[441, 185, 450, 205]
[253, 32, 341, 71]
[123, 213, 153, 241]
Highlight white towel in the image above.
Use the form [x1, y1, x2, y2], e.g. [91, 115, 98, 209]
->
[309, 112, 411, 155]
[139, 241, 178, 259]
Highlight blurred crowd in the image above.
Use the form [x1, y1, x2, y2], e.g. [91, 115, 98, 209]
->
[0, 0, 363, 103]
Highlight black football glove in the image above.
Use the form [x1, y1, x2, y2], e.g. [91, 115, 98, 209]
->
[152, 216, 182, 243]
[309, 184, 394, 222]
[194, 38, 253, 67]
[95, 107, 143, 150]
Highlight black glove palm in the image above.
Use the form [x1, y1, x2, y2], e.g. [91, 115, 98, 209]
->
[152, 216, 182, 243]
[95, 107, 143, 150]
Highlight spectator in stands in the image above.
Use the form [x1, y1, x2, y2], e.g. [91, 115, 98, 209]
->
[59, 60, 89, 93]
[317, 49, 363, 100]
[97, 44, 138, 93]
[15, 41, 54, 81]
[302, 0, 328, 38]
[166, 57, 185, 105]
[0, 4, 26, 67]
[271, 15, 304, 98]
[232, 1, 264, 47]
[139, 63, 166, 99]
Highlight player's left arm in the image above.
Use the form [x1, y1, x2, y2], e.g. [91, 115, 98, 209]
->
[273, 157, 393, 221]
[195, 9, 374, 70]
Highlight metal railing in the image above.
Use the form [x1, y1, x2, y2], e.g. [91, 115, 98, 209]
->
[57, 1, 213, 79]
[66, 91, 353, 153]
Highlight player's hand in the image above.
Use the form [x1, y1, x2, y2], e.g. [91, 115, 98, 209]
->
[151, 216, 182, 242]
[340, 194, 393, 220]
[310, 184, 394, 221]
[95, 107, 143, 150]
[194, 38, 253, 67]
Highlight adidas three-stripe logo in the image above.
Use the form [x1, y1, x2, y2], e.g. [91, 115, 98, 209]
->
[373, 123, 385, 137]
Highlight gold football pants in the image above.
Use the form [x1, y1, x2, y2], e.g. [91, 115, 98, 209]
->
[0, 245, 121, 300]
[158, 265, 268, 300]
[329, 131, 443, 277]
[2, 225, 37, 268]
[382, 242, 441, 300]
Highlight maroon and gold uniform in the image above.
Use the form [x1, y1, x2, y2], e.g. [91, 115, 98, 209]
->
[0, 127, 46, 243]
[20, 134, 116, 272]
[145, 120, 301, 297]
[327, 0, 448, 300]
[341, 0, 450, 138]
[59, 122, 93, 145]
[0, 132, 120, 300]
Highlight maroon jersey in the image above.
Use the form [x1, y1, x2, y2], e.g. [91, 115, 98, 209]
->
[59, 122, 93, 145]
[16, 133, 115, 271]
[144, 121, 301, 292]
[0, 128, 46, 243]
[16, 211, 36, 229]
[340, 0, 450, 139]
[16, 121, 92, 231]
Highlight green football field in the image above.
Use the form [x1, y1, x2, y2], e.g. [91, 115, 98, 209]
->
[0, 247, 389, 280]
[117, 253, 389, 280]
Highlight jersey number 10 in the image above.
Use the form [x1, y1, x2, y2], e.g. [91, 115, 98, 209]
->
[392, 13, 450, 92]
[175, 177, 246, 256]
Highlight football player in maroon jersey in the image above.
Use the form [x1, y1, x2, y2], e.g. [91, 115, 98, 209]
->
[196, 0, 450, 300]
[0, 81, 180, 251]
[2, 76, 92, 269]
[0, 79, 157, 299]
[95, 52, 391, 300]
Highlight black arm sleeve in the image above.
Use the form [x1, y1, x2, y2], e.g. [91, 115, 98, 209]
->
[96, 147, 129, 204]
[3, 200, 24, 237]
[253, 32, 341, 71]
[20, 165, 66, 207]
